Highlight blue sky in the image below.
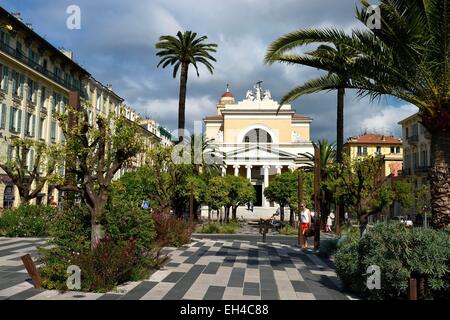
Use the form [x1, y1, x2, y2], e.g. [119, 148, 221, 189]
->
[1, 0, 417, 141]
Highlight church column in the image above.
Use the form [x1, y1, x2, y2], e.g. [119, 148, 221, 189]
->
[246, 165, 252, 180]
[276, 165, 283, 175]
[222, 166, 226, 177]
[233, 165, 240, 177]
[263, 165, 270, 207]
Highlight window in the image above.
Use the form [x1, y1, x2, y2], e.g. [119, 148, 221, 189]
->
[27, 78, 35, 101]
[11, 70, 19, 96]
[9, 108, 22, 133]
[0, 30, 10, 46]
[1, 65, 9, 91]
[405, 127, 409, 138]
[412, 151, 418, 169]
[396, 147, 401, 154]
[16, 41, 23, 56]
[50, 120, 56, 143]
[39, 117, 46, 140]
[376, 146, 382, 155]
[41, 86, 46, 107]
[0, 103, 6, 129]
[421, 148, 428, 167]
[96, 95, 101, 110]
[19, 74, 25, 97]
[390, 147, 395, 154]
[25, 112, 35, 137]
[243, 128, 273, 143]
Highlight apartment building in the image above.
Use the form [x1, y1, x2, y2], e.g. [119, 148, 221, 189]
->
[398, 112, 431, 221]
[343, 133, 403, 177]
[0, 7, 162, 208]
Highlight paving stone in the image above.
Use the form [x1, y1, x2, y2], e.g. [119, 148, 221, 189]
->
[203, 286, 226, 300]
[162, 272, 185, 283]
[243, 282, 260, 296]
[227, 268, 245, 288]
[120, 281, 158, 300]
[203, 262, 221, 275]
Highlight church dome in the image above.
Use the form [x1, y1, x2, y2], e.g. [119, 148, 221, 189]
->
[219, 84, 235, 104]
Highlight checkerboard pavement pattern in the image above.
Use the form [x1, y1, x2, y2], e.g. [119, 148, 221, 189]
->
[0, 237, 353, 300]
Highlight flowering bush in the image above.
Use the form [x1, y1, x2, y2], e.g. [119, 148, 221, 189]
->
[72, 236, 139, 292]
[152, 212, 194, 247]
[0, 205, 56, 237]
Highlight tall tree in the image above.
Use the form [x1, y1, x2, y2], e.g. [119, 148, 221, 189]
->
[265, 0, 450, 229]
[155, 31, 217, 143]
[0, 139, 62, 205]
[57, 107, 144, 248]
[265, 44, 355, 163]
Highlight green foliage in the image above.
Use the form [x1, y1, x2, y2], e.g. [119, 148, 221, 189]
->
[205, 176, 229, 210]
[279, 224, 298, 236]
[0, 138, 63, 204]
[103, 197, 156, 254]
[111, 166, 156, 206]
[0, 205, 57, 237]
[39, 203, 161, 292]
[155, 31, 217, 78]
[223, 175, 255, 208]
[288, 170, 314, 212]
[264, 172, 296, 207]
[335, 223, 450, 299]
[71, 237, 139, 293]
[198, 221, 240, 234]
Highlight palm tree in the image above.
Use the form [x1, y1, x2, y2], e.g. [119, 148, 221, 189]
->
[301, 140, 336, 228]
[155, 31, 217, 143]
[265, 44, 355, 163]
[265, 0, 450, 229]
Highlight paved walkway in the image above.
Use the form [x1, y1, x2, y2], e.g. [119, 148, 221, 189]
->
[0, 237, 352, 300]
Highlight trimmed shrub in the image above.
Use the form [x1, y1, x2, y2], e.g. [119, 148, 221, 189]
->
[335, 223, 450, 299]
[102, 199, 156, 254]
[39, 204, 162, 292]
[0, 205, 56, 237]
[198, 221, 240, 234]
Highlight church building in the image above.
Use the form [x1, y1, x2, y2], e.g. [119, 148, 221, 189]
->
[204, 82, 314, 208]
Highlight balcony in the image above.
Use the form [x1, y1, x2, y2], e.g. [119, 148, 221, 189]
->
[0, 41, 81, 92]
[407, 134, 419, 145]
[415, 166, 431, 174]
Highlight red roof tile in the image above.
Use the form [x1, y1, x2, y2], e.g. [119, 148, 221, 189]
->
[204, 115, 223, 120]
[346, 133, 402, 144]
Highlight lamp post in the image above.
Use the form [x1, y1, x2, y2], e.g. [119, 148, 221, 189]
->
[314, 146, 321, 250]
[297, 169, 303, 246]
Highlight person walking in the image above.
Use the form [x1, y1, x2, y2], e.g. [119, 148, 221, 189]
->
[298, 203, 311, 249]
[326, 214, 333, 233]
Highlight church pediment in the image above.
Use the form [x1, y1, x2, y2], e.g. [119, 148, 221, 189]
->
[225, 144, 298, 161]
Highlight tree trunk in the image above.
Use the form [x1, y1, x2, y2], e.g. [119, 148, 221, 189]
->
[336, 88, 345, 234]
[289, 206, 295, 227]
[280, 205, 285, 222]
[177, 63, 189, 143]
[336, 88, 345, 163]
[232, 206, 237, 221]
[430, 131, 450, 229]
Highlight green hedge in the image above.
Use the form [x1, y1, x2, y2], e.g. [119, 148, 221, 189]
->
[0, 205, 57, 237]
[197, 221, 240, 234]
[335, 223, 450, 299]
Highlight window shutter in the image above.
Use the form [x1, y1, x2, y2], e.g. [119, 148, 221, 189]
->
[32, 114, 36, 136]
[17, 109, 22, 133]
[0, 103, 6, 129]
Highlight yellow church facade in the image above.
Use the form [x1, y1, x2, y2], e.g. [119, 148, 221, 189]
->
[204, 82, 314, 208]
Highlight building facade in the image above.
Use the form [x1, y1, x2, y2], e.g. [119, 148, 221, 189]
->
[343, 133, 403, 177]
[398, 112, 431, 221]
[0, 8, 163, 208]
[204, 82, 314, 208]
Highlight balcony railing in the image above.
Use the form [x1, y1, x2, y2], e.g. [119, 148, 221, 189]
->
[0, 41, 81, 93]
[407, 134, 419, 144]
